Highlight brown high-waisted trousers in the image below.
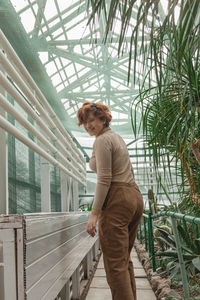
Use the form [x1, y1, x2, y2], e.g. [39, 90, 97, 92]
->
[98, 181, 144, 300]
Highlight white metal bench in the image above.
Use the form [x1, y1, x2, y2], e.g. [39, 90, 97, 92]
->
[0, 212, 99, 300]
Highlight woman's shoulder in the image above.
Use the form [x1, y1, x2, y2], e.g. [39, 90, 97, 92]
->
[94, 129, 113, 149]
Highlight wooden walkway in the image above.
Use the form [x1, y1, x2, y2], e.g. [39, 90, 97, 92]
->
[86, 248, 156, 300]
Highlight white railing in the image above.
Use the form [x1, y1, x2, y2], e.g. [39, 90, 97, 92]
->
[0, 29, 86, 186]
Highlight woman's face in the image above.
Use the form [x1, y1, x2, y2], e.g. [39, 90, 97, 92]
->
[84, 112, 105, 137]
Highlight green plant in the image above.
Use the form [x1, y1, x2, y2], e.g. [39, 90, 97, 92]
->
[190, 284, 200, 294]
[154, 225, 172, 250]
[87, 0, 200, 85]
[87, 0, 200, 212]
[154, 219, 200, 279]
[171, 278, 179, 288]
[131, 20, 200, 212]
[87, 204, 93, 211]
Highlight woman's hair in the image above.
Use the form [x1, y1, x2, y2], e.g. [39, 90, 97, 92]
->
[77, 102, 112, 127]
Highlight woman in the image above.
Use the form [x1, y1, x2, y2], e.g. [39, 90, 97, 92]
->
[77, 102, 144, 300]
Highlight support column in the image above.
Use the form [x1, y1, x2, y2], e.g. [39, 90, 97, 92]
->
[28, 117, 36, 212]
[0, 230, 17, 300]
[73, 180, 79, 211]
[7, 96, 16, 214]
[60, 171, 68, 212]
[72, 268, 80, 299]
[0, 59, 8, 214]
[60, 281, 70, 300]
[67, 177, 72, 211]
[40, 157, 51, 212]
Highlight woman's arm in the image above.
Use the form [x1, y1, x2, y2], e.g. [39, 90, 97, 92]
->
[87, 136, 112, 237]
[92, 136, 112, 210]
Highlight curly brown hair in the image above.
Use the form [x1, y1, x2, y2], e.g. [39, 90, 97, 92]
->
[77, 102, 112, 127]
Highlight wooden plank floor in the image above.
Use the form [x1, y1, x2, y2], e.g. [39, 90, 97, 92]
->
[86, 249, 156, 300]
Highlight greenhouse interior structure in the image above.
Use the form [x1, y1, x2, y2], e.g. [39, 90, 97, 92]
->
[0, 0, 199, 299]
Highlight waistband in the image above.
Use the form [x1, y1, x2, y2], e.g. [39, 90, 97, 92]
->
[110, 181, 136, 187]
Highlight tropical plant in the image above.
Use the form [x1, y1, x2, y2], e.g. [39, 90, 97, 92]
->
[131, 17, 200, 209]
[87, 0, 200, 83]
[129, 2, 200, 210]
[153, 224, 172, 251]
[87, 0, 200, 211]
[154, 220, 200, 279]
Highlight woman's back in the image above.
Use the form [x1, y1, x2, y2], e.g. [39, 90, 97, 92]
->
[90, 127, 134, 184]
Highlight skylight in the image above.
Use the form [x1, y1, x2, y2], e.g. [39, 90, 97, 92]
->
[10, 0, 169, 137]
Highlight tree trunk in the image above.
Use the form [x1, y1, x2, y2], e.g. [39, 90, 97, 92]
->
[178, 151, 198, 206]
[191, 139, 200, 166]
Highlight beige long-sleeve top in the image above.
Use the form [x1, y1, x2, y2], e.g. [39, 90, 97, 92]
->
[89, 127, 134, 210]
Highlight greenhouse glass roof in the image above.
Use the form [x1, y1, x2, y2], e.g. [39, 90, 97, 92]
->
[0, 0, 177, 151]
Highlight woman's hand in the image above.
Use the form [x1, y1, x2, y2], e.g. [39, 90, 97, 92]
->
[86, 210, 100, 237]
